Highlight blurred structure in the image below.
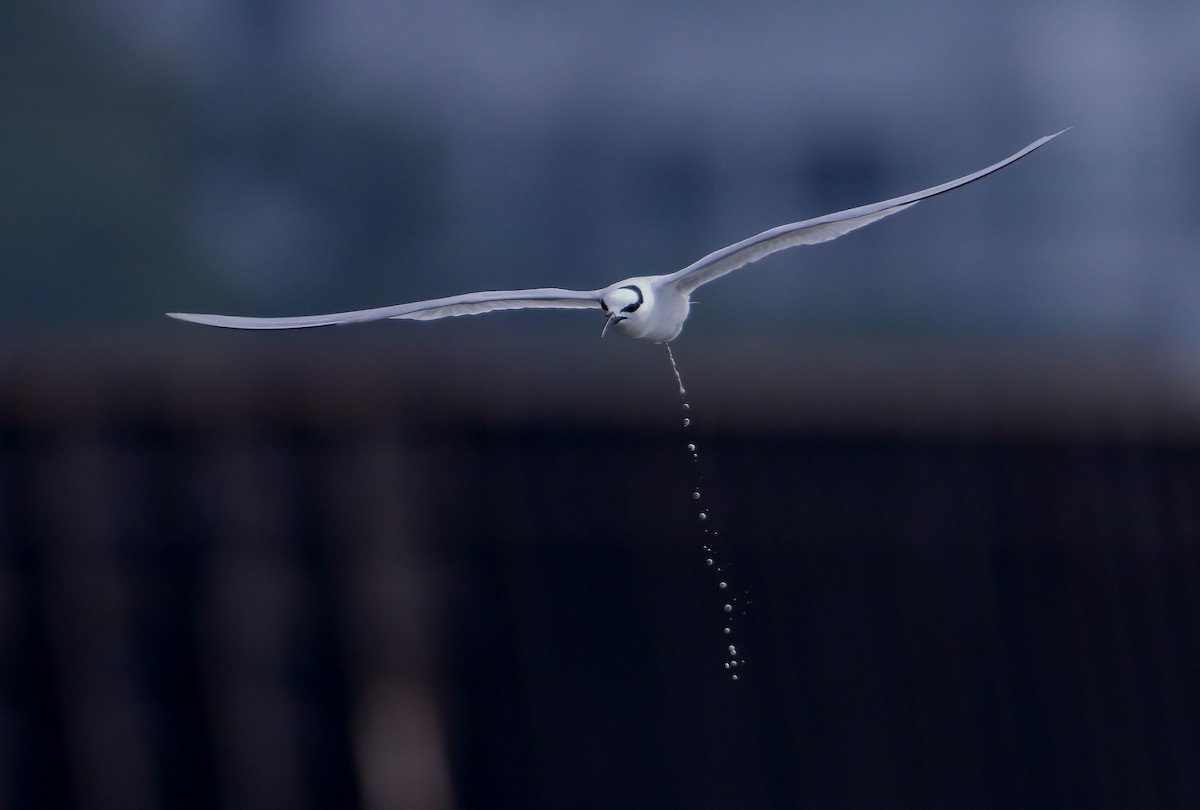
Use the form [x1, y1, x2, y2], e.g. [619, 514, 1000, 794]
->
[4, 337, 1200, 809]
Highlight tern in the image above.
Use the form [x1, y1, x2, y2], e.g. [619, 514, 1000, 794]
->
[169, 131, 1064, 343]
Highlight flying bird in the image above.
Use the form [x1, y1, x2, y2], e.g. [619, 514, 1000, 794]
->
[169, 131, 1065, 343]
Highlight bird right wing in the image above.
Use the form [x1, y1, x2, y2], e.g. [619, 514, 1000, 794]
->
[167, 287, 603, 330]
[660, 130, 1067, 296]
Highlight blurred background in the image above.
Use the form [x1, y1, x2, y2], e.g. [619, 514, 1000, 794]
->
[3, 0, 1200, 807]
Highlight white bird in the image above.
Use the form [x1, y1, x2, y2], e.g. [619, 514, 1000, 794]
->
[168, 131, 1065, 343]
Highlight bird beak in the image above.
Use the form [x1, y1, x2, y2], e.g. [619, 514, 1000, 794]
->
[601, 313, 626, 337]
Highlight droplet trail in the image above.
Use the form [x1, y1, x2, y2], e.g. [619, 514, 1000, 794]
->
[666, 345, 687, 397]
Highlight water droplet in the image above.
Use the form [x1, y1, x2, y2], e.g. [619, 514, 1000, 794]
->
[724, 604, 733, 612]
[731, 674, 739, 681]
[692, 490, 701, 500]
[705, 558, 713, 566]
[730, 660, 738, 668]
[728, 645, 737, 655]
[683, 418, 690, 427]
[687, 443, 696, 452]
[724, 662, 731, 670]
[724, 627, 731, 635]
[682, 403, 690, 410]
[719, 581, 727, 589]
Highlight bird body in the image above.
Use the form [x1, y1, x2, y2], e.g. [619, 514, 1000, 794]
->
[169, 131, 1065, 343]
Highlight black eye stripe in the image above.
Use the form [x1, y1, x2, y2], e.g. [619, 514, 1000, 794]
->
[618, 284, 644, 313]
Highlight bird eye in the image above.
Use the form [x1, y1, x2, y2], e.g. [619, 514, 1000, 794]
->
[622, 302, 640, 313]
[600, 301, 608, 312]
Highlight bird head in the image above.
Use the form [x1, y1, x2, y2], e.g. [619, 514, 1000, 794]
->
[600, 284, 646, 337]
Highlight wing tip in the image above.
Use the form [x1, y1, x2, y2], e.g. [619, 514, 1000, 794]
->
[166, 311, 205, 324]
[1037, 127, 1072, 148]
[165, 311, 273, 329]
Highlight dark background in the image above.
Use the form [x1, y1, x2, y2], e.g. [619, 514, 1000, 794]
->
[4, 338, 1200, 809]
[4, 1, 1200, 808]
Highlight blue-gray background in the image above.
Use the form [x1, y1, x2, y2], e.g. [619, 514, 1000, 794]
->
[6, 0, 1199, 349]
[5, 3, 1200, 810]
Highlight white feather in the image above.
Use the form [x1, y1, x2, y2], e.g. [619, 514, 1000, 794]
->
[168, 287, 602, 330]
[660, 129, 1068, 295]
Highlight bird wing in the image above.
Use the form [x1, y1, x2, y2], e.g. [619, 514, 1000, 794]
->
[660, 130, 1067, 296]
[167, 287, 603, 330]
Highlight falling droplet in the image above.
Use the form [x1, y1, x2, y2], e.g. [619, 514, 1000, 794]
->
[692, 491, 701, 500]
[730, 660, 738, 668]
[724, 604, 733, 612]
[683, 418, 691, 427]
[719, 581, 727, 589]
[724, 627, 731, 635]
[724, 662, 731, 670]
[705, 558, 713, 566]
[682, 403, 690, 410]
[728, 645, 737, 655]
[698, 512, 707, 521]
[666, 345, 687, 397]
[687, 443, 696, 452]
[731, 674, 739, 681]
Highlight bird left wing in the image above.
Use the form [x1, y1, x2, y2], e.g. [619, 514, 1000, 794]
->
[167, 287, 602, 330]
[660, 130, 1067, 296]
